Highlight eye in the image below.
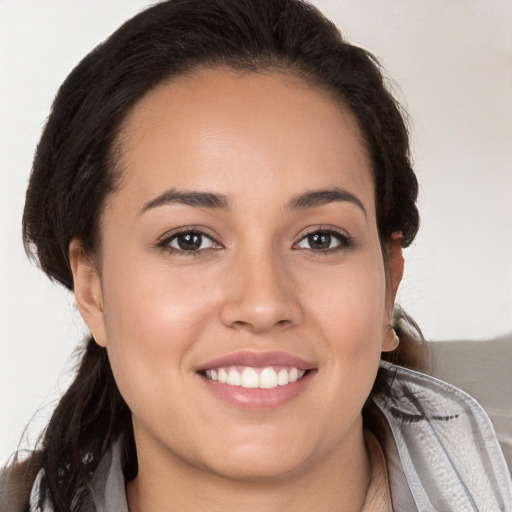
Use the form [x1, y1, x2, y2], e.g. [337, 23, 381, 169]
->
[295, 229, 351, 252]
[159, 230, 220, 253]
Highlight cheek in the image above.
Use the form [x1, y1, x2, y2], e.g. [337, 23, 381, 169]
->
[300, 255, 386, 392]
[101, 254, 216, 339]
[304, 255, 386, 341]
[98, 258, 217, 409]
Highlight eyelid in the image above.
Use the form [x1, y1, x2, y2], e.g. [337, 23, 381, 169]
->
[156, 225, 223, 252]
[295, 224, 351, 241]
[293, 225, 353, 251]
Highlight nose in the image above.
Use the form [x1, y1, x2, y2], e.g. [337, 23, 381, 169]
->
[220, 249, 303, 333]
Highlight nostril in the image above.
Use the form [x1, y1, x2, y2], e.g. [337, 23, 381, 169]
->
[229, 318, 294, 333]
[230, 320, 252, 330]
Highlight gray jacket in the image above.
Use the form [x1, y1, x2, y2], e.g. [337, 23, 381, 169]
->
[24, 363, 512, 511]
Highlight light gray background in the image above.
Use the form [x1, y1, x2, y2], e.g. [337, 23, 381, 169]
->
[1, 0, 511, 464]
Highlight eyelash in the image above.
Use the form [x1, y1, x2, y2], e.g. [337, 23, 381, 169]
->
[157, 226, 353, 257]
[293, 227, 353, 255]
[157, 227, 222, 257]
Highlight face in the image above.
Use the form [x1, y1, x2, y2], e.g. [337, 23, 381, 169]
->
[71, 68, 403, 482]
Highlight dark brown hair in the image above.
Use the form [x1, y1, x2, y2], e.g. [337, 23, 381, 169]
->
[18, 0, 426, 509]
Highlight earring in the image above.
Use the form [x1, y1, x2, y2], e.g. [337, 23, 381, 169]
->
[384, 324, 400, 351]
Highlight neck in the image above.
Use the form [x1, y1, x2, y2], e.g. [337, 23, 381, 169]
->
[126, 419, 372, 512]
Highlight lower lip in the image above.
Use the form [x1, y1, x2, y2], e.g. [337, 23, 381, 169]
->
[199, 371, 315, 411]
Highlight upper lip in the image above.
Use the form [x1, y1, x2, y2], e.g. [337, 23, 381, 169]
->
[196, 350, 315, 371]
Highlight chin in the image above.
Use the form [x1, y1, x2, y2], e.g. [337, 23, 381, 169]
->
[197, 435, 316, 482]
[209, 455, 309, 483]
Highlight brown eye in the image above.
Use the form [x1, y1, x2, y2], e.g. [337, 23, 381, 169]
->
[167, 232, 215, 252]
[307, 232, 332, 250]
[295, 229, 350, 252]
[176, 233, 202, 250]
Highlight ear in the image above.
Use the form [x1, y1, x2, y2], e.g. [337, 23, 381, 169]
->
[69, 239, 107, 347]
[384, 231, 404, 315]
[382, 232, 404, 353]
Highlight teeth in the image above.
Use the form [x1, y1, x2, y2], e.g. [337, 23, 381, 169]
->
[218, 368, 228, 383]
[259, 367, 278, 388]
[241, 367, 259, 388]
[277, 368, 289, 385]
[204, 366, 306, 389]
[227, 369, 242, 386]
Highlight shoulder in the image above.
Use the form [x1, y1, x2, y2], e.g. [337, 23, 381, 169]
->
[371, 362, 512, 511]
[0, 453, 42, 512]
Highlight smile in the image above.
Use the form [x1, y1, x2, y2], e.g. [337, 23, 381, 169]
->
[197, 351, 315, 410]
[205, 366, 307, 389]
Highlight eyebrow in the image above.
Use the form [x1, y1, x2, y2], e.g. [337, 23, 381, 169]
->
[139, 188, 230, 214]
[285, 187, 367, 217]
[139, 186, 366, 217]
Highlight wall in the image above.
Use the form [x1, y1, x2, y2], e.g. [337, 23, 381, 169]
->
[1, 0, 511, 464]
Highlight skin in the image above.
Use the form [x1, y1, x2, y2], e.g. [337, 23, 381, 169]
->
[70, 68, 403, 511]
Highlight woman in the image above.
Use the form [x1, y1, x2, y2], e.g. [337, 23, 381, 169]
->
[2, 0, 511, 510]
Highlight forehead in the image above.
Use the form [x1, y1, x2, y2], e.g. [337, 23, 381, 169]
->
[113, 68, 375, 214]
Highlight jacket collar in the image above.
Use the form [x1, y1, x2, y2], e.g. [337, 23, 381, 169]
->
[371, 362, 512, 511]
